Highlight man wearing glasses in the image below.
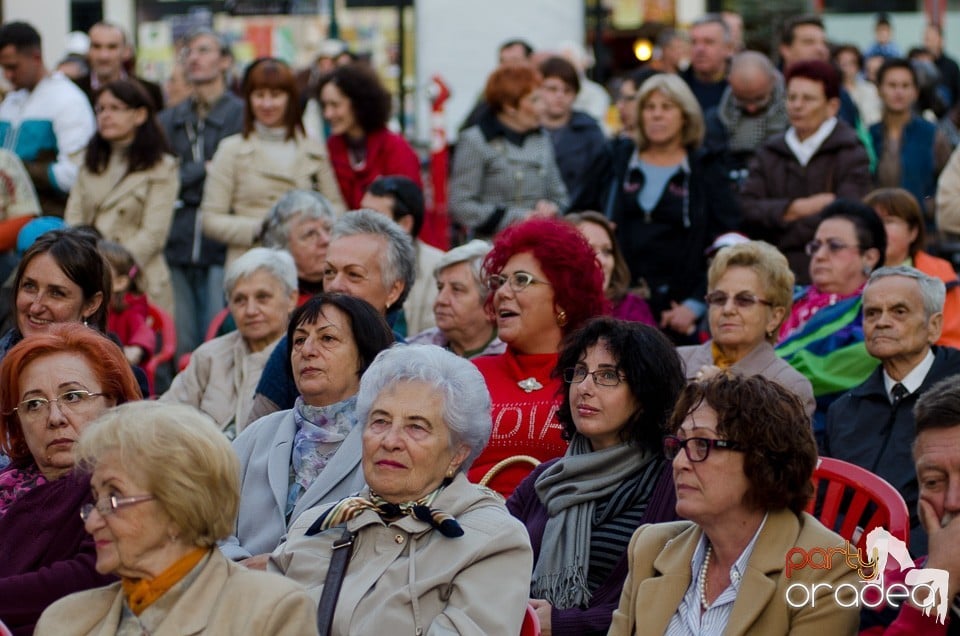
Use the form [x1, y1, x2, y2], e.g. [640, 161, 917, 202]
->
[824, 266, 960, 557]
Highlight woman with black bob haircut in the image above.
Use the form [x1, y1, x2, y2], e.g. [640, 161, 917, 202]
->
[507, 316, 685, 634]
[317, 63, 422, 208]
[65, 79, 178, 313]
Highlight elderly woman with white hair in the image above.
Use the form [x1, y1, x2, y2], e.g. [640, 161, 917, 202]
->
[161, 247, 298, 437]
[408, 239, 505, 358]
[270, 344, 534, 635]
[259, 189, 337, 304]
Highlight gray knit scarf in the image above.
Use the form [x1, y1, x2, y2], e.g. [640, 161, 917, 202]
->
[717, 78, 789, 153]
[531, 434, 653, 609]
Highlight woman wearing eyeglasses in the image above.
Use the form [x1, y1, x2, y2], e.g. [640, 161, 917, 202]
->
[63, 79, 178, 313]
[677, 240, 814, 418]
[35, 401, 317, 636]
[775, 200, 886, 440]
[609, 373, 859, 636]
[507, 317, 684, 635]
[466, 218, 607, 497]
[0, 323, 141, 635]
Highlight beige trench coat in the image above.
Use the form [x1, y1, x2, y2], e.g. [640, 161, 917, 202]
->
[64, 154, 178, 313]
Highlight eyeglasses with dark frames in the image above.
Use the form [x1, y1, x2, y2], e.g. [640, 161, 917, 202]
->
[80, 494, 155, 522]
[563, 366, 626, 387]
[486, 271, 552, 293]
[804, 238, 860, 257]
[704, 291, 773, 309]
[663, 435, 741, 462]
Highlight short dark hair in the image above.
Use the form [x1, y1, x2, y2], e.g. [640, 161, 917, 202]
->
[317, 63, 392, 133]
[667, 372, 818, 515]
[499, 39, 533, 58]
[785, 59, 840, 101]
[284, 293, 395, 384]
[819, 199, 887, 270]
[242, 58, 302, 140]
[14, 228, 112, 332]
[781, 14, 824, 47]
[914, 376, 960, 436]
[87, 79, 170, 174]
[876, 57, 918, 88]
[833, 44, 863, 70]
[0, 21, 41, 53]
[367, 175, 425, 238]
[555, 317, 685, 452]
[539, 55, 580, 94]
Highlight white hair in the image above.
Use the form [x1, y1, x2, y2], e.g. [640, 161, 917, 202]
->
[223, 247, 297, 297]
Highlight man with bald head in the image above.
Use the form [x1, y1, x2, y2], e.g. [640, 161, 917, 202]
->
[704, 51, 789, 189]
[74, 22, 163, 109]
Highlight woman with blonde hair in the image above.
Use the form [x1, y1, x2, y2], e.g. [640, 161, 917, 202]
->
[571, 73, 740, 343]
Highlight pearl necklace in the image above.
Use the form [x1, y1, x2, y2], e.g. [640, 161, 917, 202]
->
[698, 544, 712, 610]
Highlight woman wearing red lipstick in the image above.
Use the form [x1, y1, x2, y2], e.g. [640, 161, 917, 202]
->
[467, 217, 607, 497]
[224, 293, 393, 566]
[272, 344, 534, 635]
[609, 373, 858, 635]
[0, 323, 141, 635]
[201, 58, 345, 267]
[507, 317, 685, 635]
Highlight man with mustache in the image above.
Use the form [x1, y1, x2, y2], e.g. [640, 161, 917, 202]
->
[824, 266, 960, 557]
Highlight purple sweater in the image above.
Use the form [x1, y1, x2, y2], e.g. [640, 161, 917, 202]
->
[0, 467, 114, 635]
[506, 458, 678, 635]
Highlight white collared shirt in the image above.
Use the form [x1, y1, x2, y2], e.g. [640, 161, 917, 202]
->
[665, 514, 769, 636]
[785, 117, 838, 167]
[882, 349, 935, 404]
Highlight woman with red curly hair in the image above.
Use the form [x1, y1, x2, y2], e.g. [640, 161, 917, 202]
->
[467, 218, 607, 496]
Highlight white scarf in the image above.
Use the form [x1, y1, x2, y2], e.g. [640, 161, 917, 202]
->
[785, 117, 837, 167]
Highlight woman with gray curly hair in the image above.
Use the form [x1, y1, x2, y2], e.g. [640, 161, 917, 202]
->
[260, 189, 338, 304]
[271, 344, 534, 635]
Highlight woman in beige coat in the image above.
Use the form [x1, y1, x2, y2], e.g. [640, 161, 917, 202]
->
[35, 401, 317, 636]
[270, 345, 533, 635]
[201, 58, 345, 266]
[64, 79, 178, 313]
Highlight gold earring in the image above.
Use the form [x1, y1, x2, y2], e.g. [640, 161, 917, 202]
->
[556, 310, 568, 327]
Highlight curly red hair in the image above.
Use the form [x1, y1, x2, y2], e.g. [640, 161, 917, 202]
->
[0, 323, 142, 461]
[483, 62, 541, 114]
[483, 217, 608, 335]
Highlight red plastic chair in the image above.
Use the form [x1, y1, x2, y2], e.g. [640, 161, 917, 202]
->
[805, 456, 911, 555]
[144, 303, 176, 397]
[520, 603, 541, 636]
[177, 307, 230, 372]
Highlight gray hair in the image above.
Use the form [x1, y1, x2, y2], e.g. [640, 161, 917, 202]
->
[331, 209, 416, 309]
[866, 265, 946, 319]
[691, 13, 732, 43]
[223, 247, 298, 297]
[433, 239, 492, 293]
[356, 344, 492, 471]
[260, 190, 336, 249]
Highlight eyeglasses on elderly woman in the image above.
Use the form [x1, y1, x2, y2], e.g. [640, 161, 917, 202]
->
[804, 238, 859, 256]
[12, 390, 107, 422]
[486, 271, 552, 293]
[79, 494, 155, 521]
[662, 435, 742, 462]
[703, 291, 773, 309]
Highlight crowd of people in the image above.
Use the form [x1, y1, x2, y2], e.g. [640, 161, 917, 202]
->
[1, 8, 960, 636]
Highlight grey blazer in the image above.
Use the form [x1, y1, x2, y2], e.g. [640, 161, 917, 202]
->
[677, 340, 816, 419]
[220, 408, 366, 560]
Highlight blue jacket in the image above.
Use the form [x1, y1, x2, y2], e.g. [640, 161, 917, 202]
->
[869, 116, 937, 212]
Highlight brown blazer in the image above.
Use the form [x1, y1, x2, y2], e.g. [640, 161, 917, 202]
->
[34, 549, 317, 636]
[64, 154, 179, 313]
[609, 509, 860, 636]
[677, 340, 816, 419]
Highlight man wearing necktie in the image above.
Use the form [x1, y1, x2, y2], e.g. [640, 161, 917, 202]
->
[824, 265, 960, 557]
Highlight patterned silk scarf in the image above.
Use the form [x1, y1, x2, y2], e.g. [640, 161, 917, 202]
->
[306, 481, 463, 538]
[287, 395, 358, 517]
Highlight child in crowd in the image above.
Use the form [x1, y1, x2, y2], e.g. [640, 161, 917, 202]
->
[99, 240, 154, 366]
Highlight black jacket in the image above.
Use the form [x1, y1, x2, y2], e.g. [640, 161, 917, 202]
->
[824, 345, 960, 557]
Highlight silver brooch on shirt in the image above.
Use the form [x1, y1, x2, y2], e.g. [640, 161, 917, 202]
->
[517, 377, 544, 393]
